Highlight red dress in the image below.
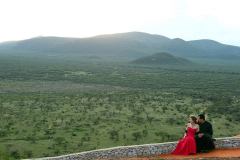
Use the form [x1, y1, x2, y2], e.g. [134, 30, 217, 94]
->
[171, 127, 197, 155]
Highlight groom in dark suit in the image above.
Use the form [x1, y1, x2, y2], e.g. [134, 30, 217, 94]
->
[195, 114, 215, 153]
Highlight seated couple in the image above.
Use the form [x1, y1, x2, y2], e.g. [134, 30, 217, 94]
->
[172, 114, 215, 155]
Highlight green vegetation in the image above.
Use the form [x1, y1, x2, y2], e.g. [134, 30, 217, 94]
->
[0, 55, 240, 159]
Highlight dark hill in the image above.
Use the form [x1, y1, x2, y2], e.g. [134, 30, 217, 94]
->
[131, 52, 192, 65]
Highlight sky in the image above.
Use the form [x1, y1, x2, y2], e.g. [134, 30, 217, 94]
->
[0, 0, 240, 45]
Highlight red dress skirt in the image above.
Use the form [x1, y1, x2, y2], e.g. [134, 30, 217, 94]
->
[171, 127, 197, 155]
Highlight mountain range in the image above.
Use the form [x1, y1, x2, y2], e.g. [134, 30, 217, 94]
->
[0, 31, 240, 60]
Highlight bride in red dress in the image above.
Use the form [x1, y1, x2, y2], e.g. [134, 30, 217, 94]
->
[171, 116, 199, 155]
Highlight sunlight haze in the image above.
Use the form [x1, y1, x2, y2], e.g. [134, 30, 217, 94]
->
[0, 0, 240, 45]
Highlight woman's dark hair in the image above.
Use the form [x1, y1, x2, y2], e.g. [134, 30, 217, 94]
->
[198, 114, 205, 120]
[190, 116, 197, 124]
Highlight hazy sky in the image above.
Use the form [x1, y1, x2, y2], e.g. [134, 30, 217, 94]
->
[0, 0, 240, 45]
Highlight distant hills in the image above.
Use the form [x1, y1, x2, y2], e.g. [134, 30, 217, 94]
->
[0, 31, 240, 60]
[132, 52, 192, 65]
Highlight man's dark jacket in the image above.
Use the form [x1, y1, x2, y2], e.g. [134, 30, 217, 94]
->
[195, 121, 215, 152]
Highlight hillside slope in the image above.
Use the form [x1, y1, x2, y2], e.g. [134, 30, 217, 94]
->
[0, 32, 240, 60]
[132, 52, 192, 65]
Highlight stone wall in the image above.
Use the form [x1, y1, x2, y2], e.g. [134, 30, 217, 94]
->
[32, 137, 240, 160]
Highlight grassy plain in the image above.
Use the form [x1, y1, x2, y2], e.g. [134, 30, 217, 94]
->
[0, 55, 240, 159]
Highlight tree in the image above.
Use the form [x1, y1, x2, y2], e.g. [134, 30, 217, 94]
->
[142, 129, 148, 137]
[53, 137, 67, 146]
[108, 129, 119, 141]
[132, 131, 142, 141]
[0, 128, 7, 137]
[9, 148, 20, 159]
[23, 150, 33, 158]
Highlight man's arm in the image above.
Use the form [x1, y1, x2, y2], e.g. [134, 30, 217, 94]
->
[195, 130, 201, 139]
[203, 123, 213, 138]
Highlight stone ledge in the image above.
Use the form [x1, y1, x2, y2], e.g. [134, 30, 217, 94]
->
[30, 137, 240, 160]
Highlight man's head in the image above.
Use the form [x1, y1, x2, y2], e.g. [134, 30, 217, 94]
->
[197, 114, 205, 124]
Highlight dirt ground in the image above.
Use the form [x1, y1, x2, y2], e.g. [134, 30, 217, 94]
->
[103, 148, 240, 160]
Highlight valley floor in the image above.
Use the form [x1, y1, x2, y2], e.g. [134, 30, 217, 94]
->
[1, 56, 240, 159]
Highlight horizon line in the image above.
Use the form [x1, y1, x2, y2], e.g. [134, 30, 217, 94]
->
[0, 31, 238, 47]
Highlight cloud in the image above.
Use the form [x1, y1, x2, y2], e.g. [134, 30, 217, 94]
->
[185, 0, 240, 28]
